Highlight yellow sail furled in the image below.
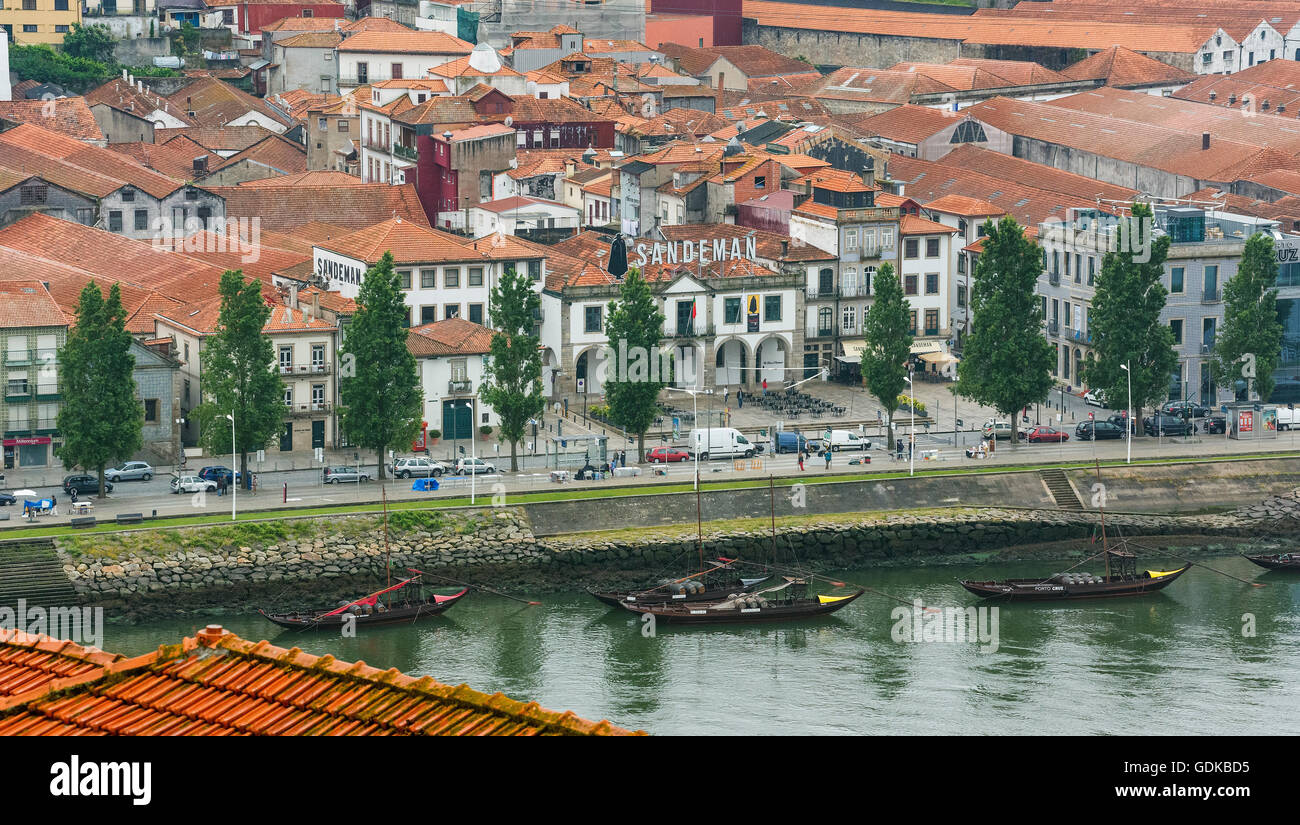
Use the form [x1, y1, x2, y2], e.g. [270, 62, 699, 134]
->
[817, 594, 853, 604]
[1146, 569, 1182, 578]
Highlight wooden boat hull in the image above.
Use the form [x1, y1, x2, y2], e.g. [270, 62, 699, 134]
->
[618, 589, 864, 625]
[589, 576, 771, 609]
[259, 588, 469, 630]
[1244, 554, 1300, 571]
[960, 566, 1190, 601]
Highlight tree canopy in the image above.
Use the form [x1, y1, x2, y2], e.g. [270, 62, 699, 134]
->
[604, 267, 668, 463]
[1212, 233, 1283, 403]
[861, 262, 912, 448]
[480, 266, 545, 472]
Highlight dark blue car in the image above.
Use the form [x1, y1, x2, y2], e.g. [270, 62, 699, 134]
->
[198, 466, 241, 484]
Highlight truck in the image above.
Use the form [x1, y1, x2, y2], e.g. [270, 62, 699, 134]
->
[688, 427, 756, 460]
[774, 431, 808, 454]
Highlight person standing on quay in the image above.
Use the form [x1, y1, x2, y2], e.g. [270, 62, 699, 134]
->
[797, 449, 805, 472]
[823, 448, 831, 471]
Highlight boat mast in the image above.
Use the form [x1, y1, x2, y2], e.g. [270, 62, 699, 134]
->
[696, 475, 703, 574]
[769, 474, 777, 564]
[1095, 458, 1110, 581]
[383, 485, 391, 591]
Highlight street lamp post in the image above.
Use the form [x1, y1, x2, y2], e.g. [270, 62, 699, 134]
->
[1120, 361, 1132, 465]
[224, 412, 236, 521]
[667, 386, 709, 491]
[905, 367, 914, 477]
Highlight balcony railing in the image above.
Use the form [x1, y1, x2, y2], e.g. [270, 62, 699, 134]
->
[393, 142, 418, 161]
[1201, 287, 1220, 303]
[5, 349, 33, 364]
[805, 326, 836, 339]
[839, 284, 870, 299]
[668, 323, 715, 339]
[34, 418, 58, 432]
[279, 363, 332, 376]
[1201, 341, 1215, 354]
[806, 287, 834, 301]
[448, 380, 473, 394]
[289, 402, 331, 417]
[1046, 319, 1060, 336]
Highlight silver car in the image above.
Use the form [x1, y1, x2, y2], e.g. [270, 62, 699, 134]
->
[324, 466, 370, 483]
[106, 461, 154, 482]
[390, 457, 446, 478]
[455, 457, 497, 475]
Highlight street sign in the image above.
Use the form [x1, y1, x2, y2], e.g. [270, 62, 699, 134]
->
[1089, 411, 1094, 419]
[577, 378, 586, 393]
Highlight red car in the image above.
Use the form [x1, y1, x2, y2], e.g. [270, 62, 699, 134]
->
[646, 447, 690, 463]
[1025, 426, 1069, 443]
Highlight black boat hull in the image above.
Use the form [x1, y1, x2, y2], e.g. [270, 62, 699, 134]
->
[618, 589, 864, 625]
[259, 588, 469, 630]
[960, 566, 1190, 601]
[1244, 554, 1300, 571]
[590, 576, 772, 609]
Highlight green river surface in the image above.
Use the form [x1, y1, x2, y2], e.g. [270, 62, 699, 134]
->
[100, 555, 1300, 735]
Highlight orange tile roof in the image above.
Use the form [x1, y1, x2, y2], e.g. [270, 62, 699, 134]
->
[0, 97, 106, 143]
[408, 317, 494, 356]
[0, 250, 179, 334]
[86, 78, 196, 126]
[261, 16, 344, 32]
[1061, 46, 1196, 86]
[340, 15, 414, 33]
[209, 182, 430, 233]
[743, 0, 1218, 53]
[317, 217, 478, 264]
[944, 57, 1073, 87]
[846, 104, 968, 144]
[167, 76, 294, 130]
[467, 231, 550, 261]
[0, 122, 186, 199]
[0, 214, 237, 303]
[211, 133, 308, 176]
[923, 194, 1005, 217]
[0, 626, 641, 735]
[901, 214, 958, 235]
[0, 281, 67, 329]
[660, 222, 834, 261]
[157, 125, 281, 153]
[276, 31, 344, 49]
[429, 55, 523, 79]
[235, 170, 359, 188]
[551, 230, 783, 289]
[108, 139, 223, 180]
[801, 167, 878, 194]
[581, 38, 656, 54]
[338, 30, 474, 55]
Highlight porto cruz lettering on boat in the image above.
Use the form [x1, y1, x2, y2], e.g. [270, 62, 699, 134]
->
[632, 237, 759, 268]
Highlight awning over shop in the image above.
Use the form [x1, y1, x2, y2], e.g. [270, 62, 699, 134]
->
[909, 340, 942, 355]
[836, 339, 867, 364]
[919, 351, 958, 364]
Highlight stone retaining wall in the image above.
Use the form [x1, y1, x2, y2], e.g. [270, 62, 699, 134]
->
[53, 500, 1281, 618]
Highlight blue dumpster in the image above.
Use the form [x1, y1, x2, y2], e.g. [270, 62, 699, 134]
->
[412, 478, 439, 492]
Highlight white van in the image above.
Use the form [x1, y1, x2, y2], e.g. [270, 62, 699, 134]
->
[1279, 407, 1296, 431]
[828, 430, 871, 451]
[688, 427, 756, 460]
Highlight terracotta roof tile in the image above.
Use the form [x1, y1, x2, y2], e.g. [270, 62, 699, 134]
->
[0, 627, 640, 735]
[429, 55, 523, 79]
[0, 281, 68, 329]
[1061, 46, 1196, 86]
[0, 250, 180, 334]
[0, 97, 106, 143]
[166, 76, 294, 130]
[923, 194, 1005, 217]
[846, 104, 968, 144]
[407, 317, 494, 356]
[108, 139, 223, 180]
[276, 31, 344, 49]
[0, 122, 186, 198]
[338, 30, 473, 55]
[316, 217, 478, 264]
[211, 133, 308, 177]
[157, 125, 281, 154]
[86, 77, 196, 125]
[208, 182, 430, 233]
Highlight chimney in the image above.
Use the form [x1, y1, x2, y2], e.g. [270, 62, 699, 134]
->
[193, 155, 209, 175]
[288, 283, 298, 308]
[1229, 94, 1237, 104]
[780, 239, 789, 256]
[195, 625, 227, 647]
[1209, 91, 1217, 101]
[1202, 132, 1211, 150]
[138, 80, 144, 93]
[122, 68, 128, 81]
[859, 159, 875, 189]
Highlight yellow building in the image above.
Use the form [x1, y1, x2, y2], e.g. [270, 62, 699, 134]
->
[0, 0, 82, 47]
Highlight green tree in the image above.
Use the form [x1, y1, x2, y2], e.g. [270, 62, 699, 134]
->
[480, 266, 544, 472]
[338, 252, 423, 479]
[1080, 202, 1178, 430]
[1212, 233, 1283, 402]
[62, 23, 116, 64]
[956, 216, 1055, 445]
[861, 262, 912, 448]
[56, 281, 142, 498]
[194, 271, 283, 488]
[604, 267, 668, 463]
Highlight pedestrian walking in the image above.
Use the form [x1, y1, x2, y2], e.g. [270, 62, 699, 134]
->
[737, 389, 744, 408]
[823, 448, 831, 470]
[724, 389, 729, 405]
[797, 450, 805, 471]
[218, 474, 226, 496]
[762, 378, 768, 397]
[895, 438, 904, 460]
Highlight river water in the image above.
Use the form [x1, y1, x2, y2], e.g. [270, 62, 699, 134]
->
[100, 555, 1300, 735]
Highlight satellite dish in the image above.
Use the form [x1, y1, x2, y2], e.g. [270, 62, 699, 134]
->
[504, 115, 514, 127]
[509, 158, 518, 168]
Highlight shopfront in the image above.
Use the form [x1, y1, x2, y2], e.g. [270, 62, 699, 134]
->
[3, 436, 52, 469]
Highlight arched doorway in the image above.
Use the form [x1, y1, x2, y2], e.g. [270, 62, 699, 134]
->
[715, 339, 747, 386]
[575, 347, 605, 395]
[756, 336, 788, 385]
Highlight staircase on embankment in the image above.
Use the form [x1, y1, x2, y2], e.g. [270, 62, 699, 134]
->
[1039, 469, 1083, 510]
[0, 539, 78, 608]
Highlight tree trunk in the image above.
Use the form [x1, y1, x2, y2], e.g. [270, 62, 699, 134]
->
[240, 451, 248, 490]
[636, 431, 645, 465]
[510, 439, 519, 472]
[97, 465, 106, 499]
[377, 446, 387, 480]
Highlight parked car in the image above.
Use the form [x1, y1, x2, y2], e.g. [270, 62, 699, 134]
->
[323, 466, 370, 483]
[1106, 414, 1136, 434]
[105, 461, 154, 482]
[1144, 414, 1194, 436]
[1083, 389, 1108, 407]
[1076, 420, 1125, 440]
[0, 491, 15, 506]
[455, 457, 497, 474]
[63, 474, 112, 495]
[826, 429, 871, 451]
[981, 420, 1019, 440]
[1203, 416, 1228, 434]
[172, 475, 217, 494]
[688, 427, 755, 459]
[645, 447, 689, 463]
[390, 457, 445, 478]
[1161, 401, 1212, 420]
[774, 432, 809, 454]
[1024, 426, 1069, 443]
[198, 466, 240, 484]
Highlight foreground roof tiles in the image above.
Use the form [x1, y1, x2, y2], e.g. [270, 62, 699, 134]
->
[0, 97, 107, 143]
[0, 626, 640, 735]
[0, 281, 68, 329]
[338, 29, 473, 55]
[408, 317, 494, 357]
